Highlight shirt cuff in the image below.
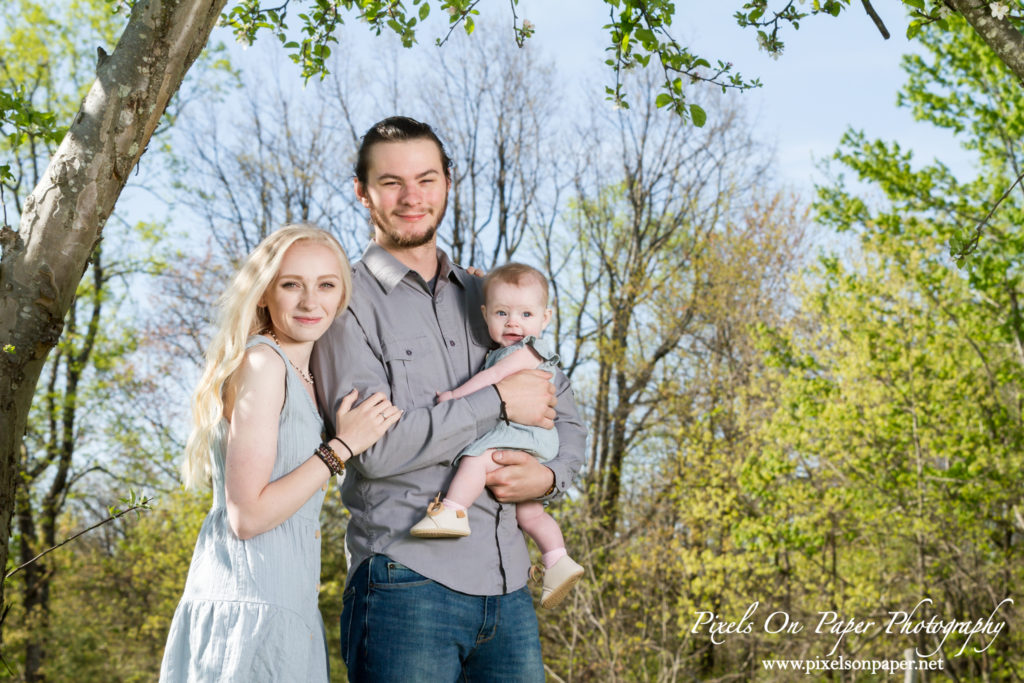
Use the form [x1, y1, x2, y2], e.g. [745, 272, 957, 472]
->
[463, 385, 502, 439]
[539, 462, 572, 501]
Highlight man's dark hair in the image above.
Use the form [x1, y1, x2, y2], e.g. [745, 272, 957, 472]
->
[355, 116, 453, 185]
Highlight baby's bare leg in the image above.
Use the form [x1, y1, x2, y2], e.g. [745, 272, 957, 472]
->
[445, 449, 503, 509]
[515, 501, 566, 560]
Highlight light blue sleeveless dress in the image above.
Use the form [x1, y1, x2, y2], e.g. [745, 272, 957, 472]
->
[160, 336, 329, 682]
[454, 335, 560, 463]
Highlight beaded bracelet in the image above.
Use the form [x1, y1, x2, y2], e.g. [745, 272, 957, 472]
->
[315, 441, 345, 476]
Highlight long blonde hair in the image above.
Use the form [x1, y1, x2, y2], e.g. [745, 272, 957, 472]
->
[181, 224, 352, 488]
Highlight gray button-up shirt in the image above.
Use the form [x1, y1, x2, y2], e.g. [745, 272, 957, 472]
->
[311, 242, 586, 595]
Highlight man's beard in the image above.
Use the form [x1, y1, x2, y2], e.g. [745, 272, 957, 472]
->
[369, 195, 448, 248]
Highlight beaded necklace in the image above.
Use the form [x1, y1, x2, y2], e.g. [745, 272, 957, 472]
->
[264, 329, 315, 386]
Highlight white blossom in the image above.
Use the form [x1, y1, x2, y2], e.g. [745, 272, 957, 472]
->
[990, 2, 1010, 20]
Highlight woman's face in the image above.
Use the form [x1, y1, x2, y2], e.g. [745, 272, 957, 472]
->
[259, 241, 345, 345]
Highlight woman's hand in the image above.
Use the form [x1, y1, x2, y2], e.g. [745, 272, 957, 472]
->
[333, 389, 402, 457]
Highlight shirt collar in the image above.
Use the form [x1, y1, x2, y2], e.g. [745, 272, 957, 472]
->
[359, 241, 469, 294]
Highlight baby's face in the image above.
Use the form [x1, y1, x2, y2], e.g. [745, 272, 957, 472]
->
[482, 280, 552, 347]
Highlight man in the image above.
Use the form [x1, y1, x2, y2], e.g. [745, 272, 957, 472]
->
[311, 116, 586, 681]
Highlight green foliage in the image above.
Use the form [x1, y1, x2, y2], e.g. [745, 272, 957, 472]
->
[213, 0, 1024, 129]
[0, 0, 126, 210]
[734, 0, 852, 54]
[725, 13, 1024, 678]
[539, 192, 810, 678]
[748, 222, 1024, 675]
[0, 89, 65, 183]
[219, 0, 761, 126]
[24, 488, 209, 682]
[829, 16, 1024, 269]
[224, 0, 482, 77]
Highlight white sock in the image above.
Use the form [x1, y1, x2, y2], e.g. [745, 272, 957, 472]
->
[442, 498, 467, 512]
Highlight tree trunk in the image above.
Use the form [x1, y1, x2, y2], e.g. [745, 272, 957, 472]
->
[0, 0, 225, 623]
[952, 0, 1024, 83]
[17, 483, 48, 683]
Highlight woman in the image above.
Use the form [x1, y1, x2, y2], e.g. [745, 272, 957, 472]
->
[160, 224, 401, 682]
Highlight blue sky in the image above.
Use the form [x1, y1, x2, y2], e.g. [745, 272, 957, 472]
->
[189, 1, 977, 215]
[512, 1, 974, 188]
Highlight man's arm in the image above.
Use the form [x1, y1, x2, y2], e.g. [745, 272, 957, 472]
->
[486, 369, 586, 503]
[312, 310, 503, 478]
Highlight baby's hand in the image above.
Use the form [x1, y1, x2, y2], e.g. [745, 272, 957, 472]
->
[436, 390, 455, 403]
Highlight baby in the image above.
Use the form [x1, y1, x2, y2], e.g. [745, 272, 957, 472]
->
[410, 263, 584, 609]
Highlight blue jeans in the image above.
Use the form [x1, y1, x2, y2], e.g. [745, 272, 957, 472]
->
[340, 555, 545, 682]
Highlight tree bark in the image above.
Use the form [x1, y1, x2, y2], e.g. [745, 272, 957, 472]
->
[0, 0, 225, 621]
[951, 0, 1024, 83]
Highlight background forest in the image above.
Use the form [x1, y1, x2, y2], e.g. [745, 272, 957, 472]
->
[2, 1, 1023, 681]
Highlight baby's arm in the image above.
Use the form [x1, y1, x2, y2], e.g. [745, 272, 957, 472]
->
[438, 345, 542, 403]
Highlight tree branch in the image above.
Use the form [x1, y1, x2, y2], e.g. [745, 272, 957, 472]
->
[5, 496, 153, 580]
[860, 0, 890, 39]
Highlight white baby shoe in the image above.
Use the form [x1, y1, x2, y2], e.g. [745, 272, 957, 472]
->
[536, 555, 584, 608]
[410, 497, 470, 538]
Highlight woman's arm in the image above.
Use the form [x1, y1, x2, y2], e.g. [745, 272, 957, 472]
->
[437, 345, 541, 403]
[225, 346, 399, 539]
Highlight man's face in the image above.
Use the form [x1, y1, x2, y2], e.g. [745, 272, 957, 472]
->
[354, 139, 450, 249]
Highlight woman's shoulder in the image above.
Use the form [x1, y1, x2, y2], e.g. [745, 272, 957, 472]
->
[237, 341, 287, 386]
[223, 340, 286, 422]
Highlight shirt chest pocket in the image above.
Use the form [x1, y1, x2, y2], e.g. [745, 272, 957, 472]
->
[469, 319, 492, 352]
[381, 334, 434, 407]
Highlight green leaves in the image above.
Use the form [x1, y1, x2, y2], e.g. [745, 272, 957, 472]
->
[689, 103, 707, 127]
[218, 1, 766, 127]
[606, 1, 761, 124]
[0, 88, 66, 181]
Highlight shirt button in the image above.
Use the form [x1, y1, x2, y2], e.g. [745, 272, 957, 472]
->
[405, 349, 412, 356]
[449, 339, 456, 347]
[315, 529, 321, 539]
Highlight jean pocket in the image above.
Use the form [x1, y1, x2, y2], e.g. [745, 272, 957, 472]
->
[373, 559, 434, 589]
[340, 583, 356, 668]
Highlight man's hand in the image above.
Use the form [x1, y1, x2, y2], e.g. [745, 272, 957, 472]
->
[495, 369, 556, 429]
[486, 450, 555, 503]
